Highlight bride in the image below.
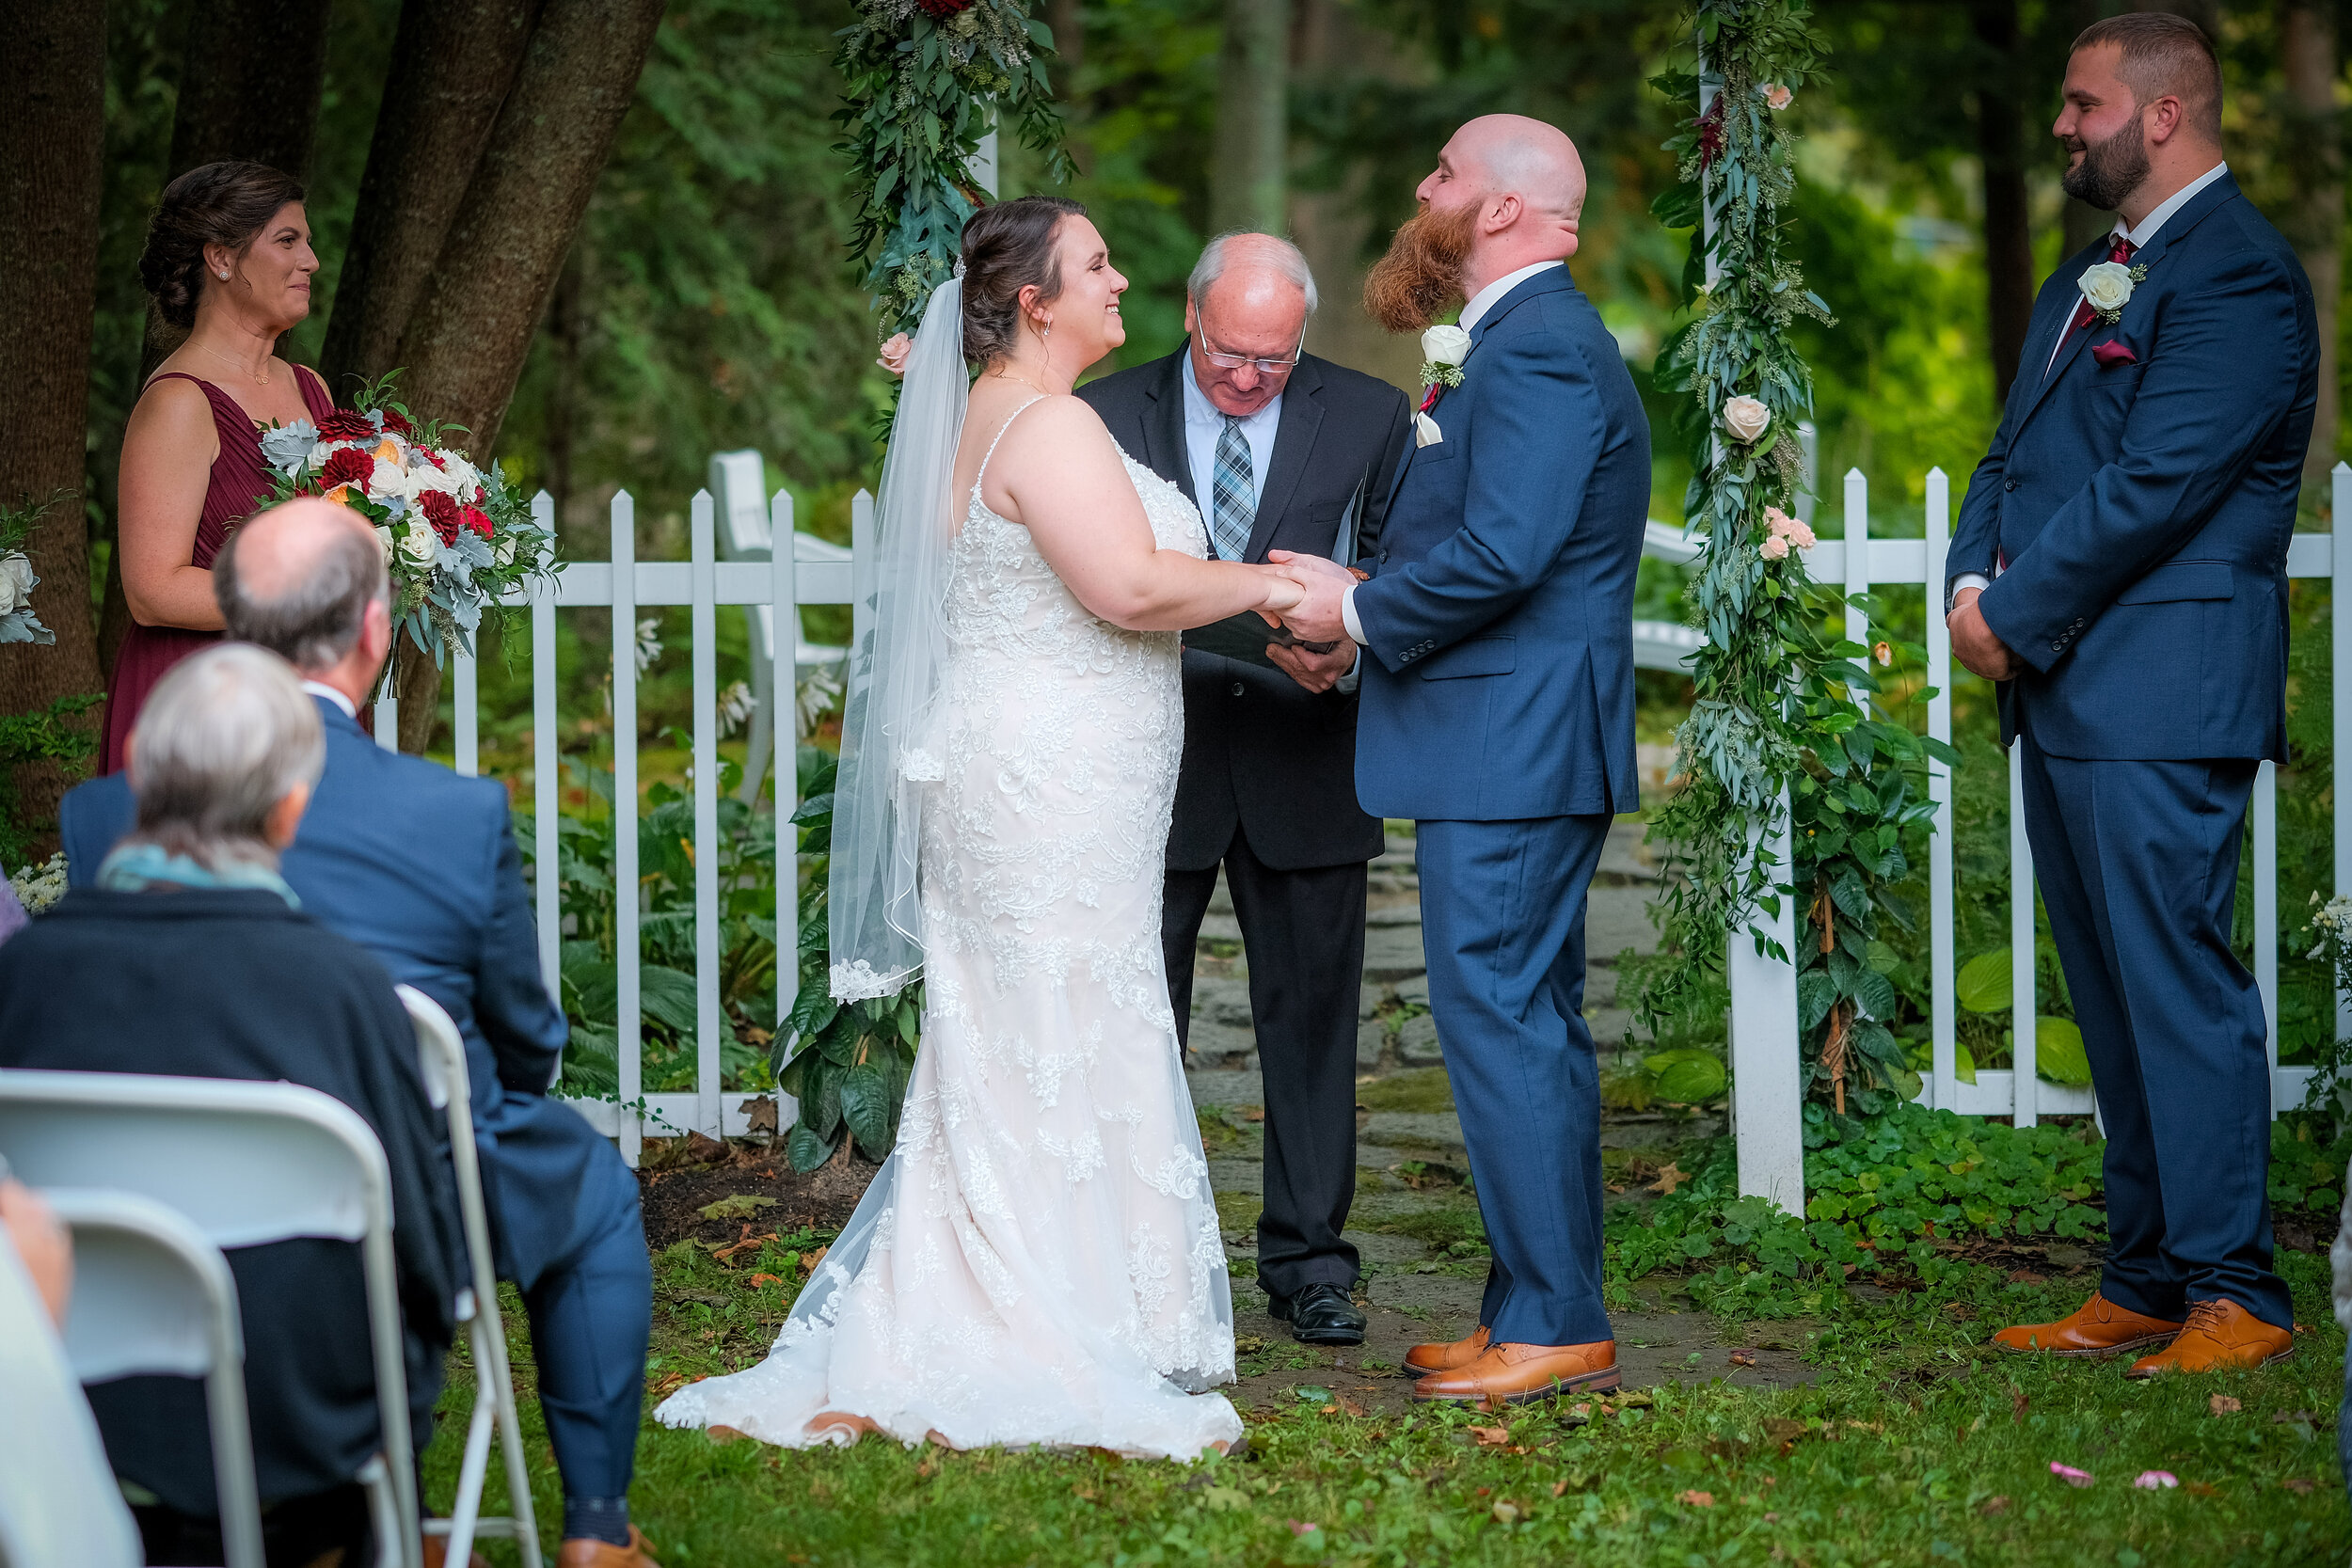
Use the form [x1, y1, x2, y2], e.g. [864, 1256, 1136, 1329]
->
[656, 197, 1304, 1459]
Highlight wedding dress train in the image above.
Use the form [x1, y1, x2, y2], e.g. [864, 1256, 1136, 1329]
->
[656, 404, 1241, 1458]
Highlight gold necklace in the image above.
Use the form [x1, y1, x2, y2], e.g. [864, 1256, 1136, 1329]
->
[195, 341, 271, 387]
[988, 369, 1064, 396]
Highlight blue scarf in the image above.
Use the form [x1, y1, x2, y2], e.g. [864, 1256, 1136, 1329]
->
[96, 843, 301, 910]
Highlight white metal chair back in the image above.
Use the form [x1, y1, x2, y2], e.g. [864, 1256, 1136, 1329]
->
[0, 1190, 151, 1568]
[0, 1070, 421, 1568]
[397, 986, 543, 1568]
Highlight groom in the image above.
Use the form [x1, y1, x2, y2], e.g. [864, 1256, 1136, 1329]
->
[1279, 114, 1648, 1404]
[1948, 13, 2312, 1376]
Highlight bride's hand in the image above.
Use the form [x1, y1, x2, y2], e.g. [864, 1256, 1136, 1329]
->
[1257, 566, 1306, 614]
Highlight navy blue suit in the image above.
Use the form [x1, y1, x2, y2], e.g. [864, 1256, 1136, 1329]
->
[1351, 264, 1650, 1346]
[63, 698, 652, 1496]
[1950, 171, 2313, 1331]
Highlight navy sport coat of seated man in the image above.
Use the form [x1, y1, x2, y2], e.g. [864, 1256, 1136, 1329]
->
[1947, 14, 2310, 1378]
[62, 499, 660, 1566]
[2, 643, 458, 1568]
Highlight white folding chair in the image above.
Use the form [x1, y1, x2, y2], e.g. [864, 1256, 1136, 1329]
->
[0, 1071, 422, 1568]
[0, 1189, 151, 1568]
[398, 985, 544, 1568]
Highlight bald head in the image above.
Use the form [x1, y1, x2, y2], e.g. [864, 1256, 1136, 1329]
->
[1414, 115, 1586, 299]
[215, 496, 389, 674]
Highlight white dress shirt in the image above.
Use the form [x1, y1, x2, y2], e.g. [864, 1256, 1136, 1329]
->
[301, 679, 358, 719]
[1181, 349, 1282, 552]
[1954, 163, 2230, 605]
[1339, 260, 1568, 646]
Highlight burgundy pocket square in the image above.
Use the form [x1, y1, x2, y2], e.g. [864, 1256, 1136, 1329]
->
[2091, 340, 2137, 368]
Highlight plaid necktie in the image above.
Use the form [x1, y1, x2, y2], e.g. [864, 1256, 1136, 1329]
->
[1209, 415, 1254, 562]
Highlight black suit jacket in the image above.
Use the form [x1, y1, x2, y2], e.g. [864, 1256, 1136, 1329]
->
[1080, 346, 1412, 870]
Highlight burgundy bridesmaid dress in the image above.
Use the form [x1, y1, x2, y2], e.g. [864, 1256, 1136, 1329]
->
[100, 367, 338, 774]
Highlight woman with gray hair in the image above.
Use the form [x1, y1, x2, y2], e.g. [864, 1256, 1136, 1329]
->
[0, 643, 456, 1568]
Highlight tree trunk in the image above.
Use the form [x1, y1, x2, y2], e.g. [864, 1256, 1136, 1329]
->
[166, 0, 331, 183]
[1971, 0, 2036, 404]
[1045, 0, 1088, 172]
[389, 0, 665, 753]
[1210, 0, 1288, 236]
[545, 236, 589, 529]
[319, 0, 541, 392]
[0, 0, 107, 849]
[2281, 0, 2341, 479]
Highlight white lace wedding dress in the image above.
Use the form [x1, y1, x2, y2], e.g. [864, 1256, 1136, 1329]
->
[656, 403, 1241, 1459]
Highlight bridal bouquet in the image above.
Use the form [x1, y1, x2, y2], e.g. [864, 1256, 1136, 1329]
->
[0, 494, 56, 646]
[259, 373, 554, 665]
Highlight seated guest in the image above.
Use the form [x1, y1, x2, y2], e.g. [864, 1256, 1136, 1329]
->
[64, 498, 660, 1568]
[0, 643, 456, 1568]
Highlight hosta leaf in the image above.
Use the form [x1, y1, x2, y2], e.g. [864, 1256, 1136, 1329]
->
[2034, 1016, 2092, 1086]
[1955, 949, 2012, 1014]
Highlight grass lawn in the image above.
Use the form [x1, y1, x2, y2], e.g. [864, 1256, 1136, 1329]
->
[423, 1168, 2348, 1567]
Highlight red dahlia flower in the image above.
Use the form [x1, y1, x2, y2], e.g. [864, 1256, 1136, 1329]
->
[419, 489, 461, 545]
[380, 407, 415, 438]
[915, 0, 973, 14]
[318, 410, 377, 442]
[318, 447, 374, 491]
[460, 505, 493, 540]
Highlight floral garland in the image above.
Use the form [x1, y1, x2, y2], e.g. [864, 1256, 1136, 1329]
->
[834, 0, 1073, 340]
[1643, 0, 1956, 1118]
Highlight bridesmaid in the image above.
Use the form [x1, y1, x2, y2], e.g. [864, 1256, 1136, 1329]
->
[103, 161, 339, 773]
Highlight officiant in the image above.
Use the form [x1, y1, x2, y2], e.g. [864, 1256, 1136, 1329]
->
[1079, 232, 1411, 1346]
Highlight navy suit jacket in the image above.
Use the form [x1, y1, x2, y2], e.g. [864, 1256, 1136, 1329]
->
[1951, 172, 2317, 761]
[63, 697, 595, 1286]
[1351, 265, 1650, 819]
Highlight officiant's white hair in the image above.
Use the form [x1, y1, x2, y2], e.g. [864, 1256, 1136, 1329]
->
[126, 642, 323, 870]
[1188, 231, 1318, 316]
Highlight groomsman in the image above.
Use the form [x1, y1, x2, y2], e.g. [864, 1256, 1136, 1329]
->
[1948, 14, 2312, 1376]
[1079, 232, 1412, 1346]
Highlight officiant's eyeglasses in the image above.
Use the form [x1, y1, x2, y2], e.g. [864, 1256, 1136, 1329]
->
[1198, 327, 1305, 377]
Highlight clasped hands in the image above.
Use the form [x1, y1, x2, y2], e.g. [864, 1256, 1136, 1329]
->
[1242, 551, 1360, 694]
[1946, 586, 2020, 682]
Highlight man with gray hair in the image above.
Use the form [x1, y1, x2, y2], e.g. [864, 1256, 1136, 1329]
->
[62, 498, 660, 1567]
[1079, 231, 1412, 1348]
[3, 642, 457, 1567]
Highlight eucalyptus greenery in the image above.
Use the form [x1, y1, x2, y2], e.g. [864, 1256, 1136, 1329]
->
[1644, 0, 1957, 1117]
[835, 0, 1074, 339]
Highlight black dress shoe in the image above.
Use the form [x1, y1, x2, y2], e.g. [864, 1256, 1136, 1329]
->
[1267, 1282, 1366, 1346]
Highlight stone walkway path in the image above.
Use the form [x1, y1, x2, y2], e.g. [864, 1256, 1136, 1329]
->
[1184, 821, 1818, 1410]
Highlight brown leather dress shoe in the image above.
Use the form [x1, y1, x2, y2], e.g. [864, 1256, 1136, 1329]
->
[1411, 1339, 1619, 1405]
[420, 1539, 489, 1568]
[1991, 1292, 2183, 1358]
[558, 1525, 662, 1567]
[1403, 1324, 1490, 1376]
[2123, 1299, 2295, 1379]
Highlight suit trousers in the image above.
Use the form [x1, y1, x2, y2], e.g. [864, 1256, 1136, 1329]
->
[1416, 814, 1613, 1347]
[1163, 828, 1367, 1300]
[2014, 734, 2291, 1330]
[516, 1136, 653, 1497]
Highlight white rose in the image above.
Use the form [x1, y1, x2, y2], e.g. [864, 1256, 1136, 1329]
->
[370, 456, 415, 502]
[0, 553, 30, 616]
[2079, 260, 2135, 314]
[1723, 394, 1772, 444]
[398, 524, 437, 566]
[493, 533, 517, 568]
[373, 525, 396, 564]
[1421, 324, 1472, 367]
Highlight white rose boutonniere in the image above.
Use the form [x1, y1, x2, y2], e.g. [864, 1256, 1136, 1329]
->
[2078, 259, 2148, 325]
[1722, 394, 1772, 445]
[1418, 324, 1471, 399]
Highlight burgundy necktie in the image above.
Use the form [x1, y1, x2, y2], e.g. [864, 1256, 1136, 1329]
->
[2065, 233, 2137, 338]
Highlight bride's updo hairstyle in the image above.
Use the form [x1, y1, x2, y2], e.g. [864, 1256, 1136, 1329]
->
[137, 160, 306, 331]
[960, 195, 1088, 366]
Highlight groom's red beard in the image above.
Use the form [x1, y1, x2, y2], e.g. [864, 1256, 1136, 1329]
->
[1363, 201, 1479, 335]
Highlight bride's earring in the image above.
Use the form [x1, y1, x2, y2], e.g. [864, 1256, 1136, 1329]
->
[1041, 316, 1052, 341]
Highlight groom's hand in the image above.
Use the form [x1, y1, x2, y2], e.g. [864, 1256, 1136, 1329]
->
[1268, 639, 1356, 693]
[1947, 587, 2020, 681]
[1266, 550, 1355, 644]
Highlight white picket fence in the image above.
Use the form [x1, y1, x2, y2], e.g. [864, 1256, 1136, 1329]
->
[410, 454, 2343, 1191]
[1720, 465, 2337, 1211]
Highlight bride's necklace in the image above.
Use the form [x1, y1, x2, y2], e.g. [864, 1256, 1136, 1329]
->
[195, 340, 271, 387]
[988, 369, 1066, 396]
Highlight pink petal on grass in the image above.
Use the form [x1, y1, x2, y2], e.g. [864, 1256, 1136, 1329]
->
[2134, 1471, 2178, 1490]
[2049, 1463, 2094, 1487]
